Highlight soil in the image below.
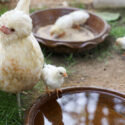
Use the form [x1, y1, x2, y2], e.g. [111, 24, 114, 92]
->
[51, 52, 125, 93]
[63, 55, 125, 92]
[37, 25, 94, 41]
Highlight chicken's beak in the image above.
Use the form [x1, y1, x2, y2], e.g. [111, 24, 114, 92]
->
[63, 73, 68, 77]
[0, 26, 12, 35]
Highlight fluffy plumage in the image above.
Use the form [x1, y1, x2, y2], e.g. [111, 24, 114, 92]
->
[50, 10, 90, 37]
[70, 10, 90, 26]
[50, 15, 73, 37]
[0, 0, 44, 93]
[116, 37, 125, 49]
[41, 64, 67, 91]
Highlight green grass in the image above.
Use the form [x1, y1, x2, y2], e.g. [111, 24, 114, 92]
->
[70, 2, 85, 9]
[64, 53, 76, 65]
[0, 91, 22, 125]
[110, 26, 125, 38]
[0, 7, 8, 15]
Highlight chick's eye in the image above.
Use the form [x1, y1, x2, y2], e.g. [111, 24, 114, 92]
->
[60, 72, 63, 75]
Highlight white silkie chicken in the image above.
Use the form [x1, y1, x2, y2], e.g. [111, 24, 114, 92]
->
[70, 10, 90, 29]
[50, 14, 73, 38]
[0, 0, 44, 111]
[41, 64, 68, 96]
[116, 37, 125, 49]
[50, 10, 90, 37]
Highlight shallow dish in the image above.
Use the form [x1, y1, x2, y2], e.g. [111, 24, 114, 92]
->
[31, 8, 110, 53]
[24, 87, 125, 125]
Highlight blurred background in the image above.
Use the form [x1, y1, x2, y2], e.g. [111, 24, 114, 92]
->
[0, 0, 92, 9]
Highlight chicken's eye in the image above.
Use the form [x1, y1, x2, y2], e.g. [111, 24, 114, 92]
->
[10, 28, 15, 32]
[60, 72, 63, 75]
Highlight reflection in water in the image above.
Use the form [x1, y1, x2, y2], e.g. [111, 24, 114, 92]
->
[42, 99, 64, 125]
[34, 92, 125, 125]
[101, 117, 109, 125]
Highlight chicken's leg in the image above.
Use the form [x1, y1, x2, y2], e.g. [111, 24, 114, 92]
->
[17, 93, 22, 120]
[56, 32, 65, 38]
[73, 24, 81, 30]
[45, 86, 52, 96]
[55, 89, 62, 98]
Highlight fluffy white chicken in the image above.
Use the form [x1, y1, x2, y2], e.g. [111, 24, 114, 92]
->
[50, 10, 90, 37]
[41, 64, 68, 96]
[0, 0, 44, 113]
[116, 37, 125, 49]
[70, 10, 90, 29]
[50, 14, 73, 38]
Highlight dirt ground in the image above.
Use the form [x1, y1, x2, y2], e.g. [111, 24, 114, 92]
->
[63, 55, 125, 93]
[47, 52, 124, 93]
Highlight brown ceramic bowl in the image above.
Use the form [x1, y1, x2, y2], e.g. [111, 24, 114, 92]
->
[31, 8, 111, 53]
[24, 87, 125, 125]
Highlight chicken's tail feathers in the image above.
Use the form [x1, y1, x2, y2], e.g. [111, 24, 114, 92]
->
[15, 0, 30, 14]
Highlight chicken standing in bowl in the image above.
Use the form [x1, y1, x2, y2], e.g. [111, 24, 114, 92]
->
[50, 10, 90, 38]
[50, 14, 73, 38]
[41, 64, 68, 97]
[70, 10, 90, 29]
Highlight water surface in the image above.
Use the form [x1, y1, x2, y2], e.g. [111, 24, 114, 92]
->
[34, 92, 125, 125]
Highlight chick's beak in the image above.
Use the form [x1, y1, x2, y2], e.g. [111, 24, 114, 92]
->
[0, 26, 12, 35]
[63, 73, 68, 77]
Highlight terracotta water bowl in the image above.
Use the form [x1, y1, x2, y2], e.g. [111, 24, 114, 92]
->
[24, 87, 125, 125]
[31, 8, 111, 53]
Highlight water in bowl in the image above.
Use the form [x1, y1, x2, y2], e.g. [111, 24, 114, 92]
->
[34, 92, 125, 125]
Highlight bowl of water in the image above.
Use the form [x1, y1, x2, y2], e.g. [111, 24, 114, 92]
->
[24, 87, 125, 125]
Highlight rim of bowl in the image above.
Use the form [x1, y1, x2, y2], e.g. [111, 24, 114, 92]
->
[24, 86, 125, 125]
[30, 7, 110, 44]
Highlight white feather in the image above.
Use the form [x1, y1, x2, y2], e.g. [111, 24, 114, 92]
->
[70, 10, 90, 25]
[50, 15, 73, 36]
[50, 10, 90, 36]
[15, 0, 30, 14]
[41, 64, 67, 89]
[0, 0, 44, 93]
[116, 37, 125, 49]
[55, 15, 73, 29]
